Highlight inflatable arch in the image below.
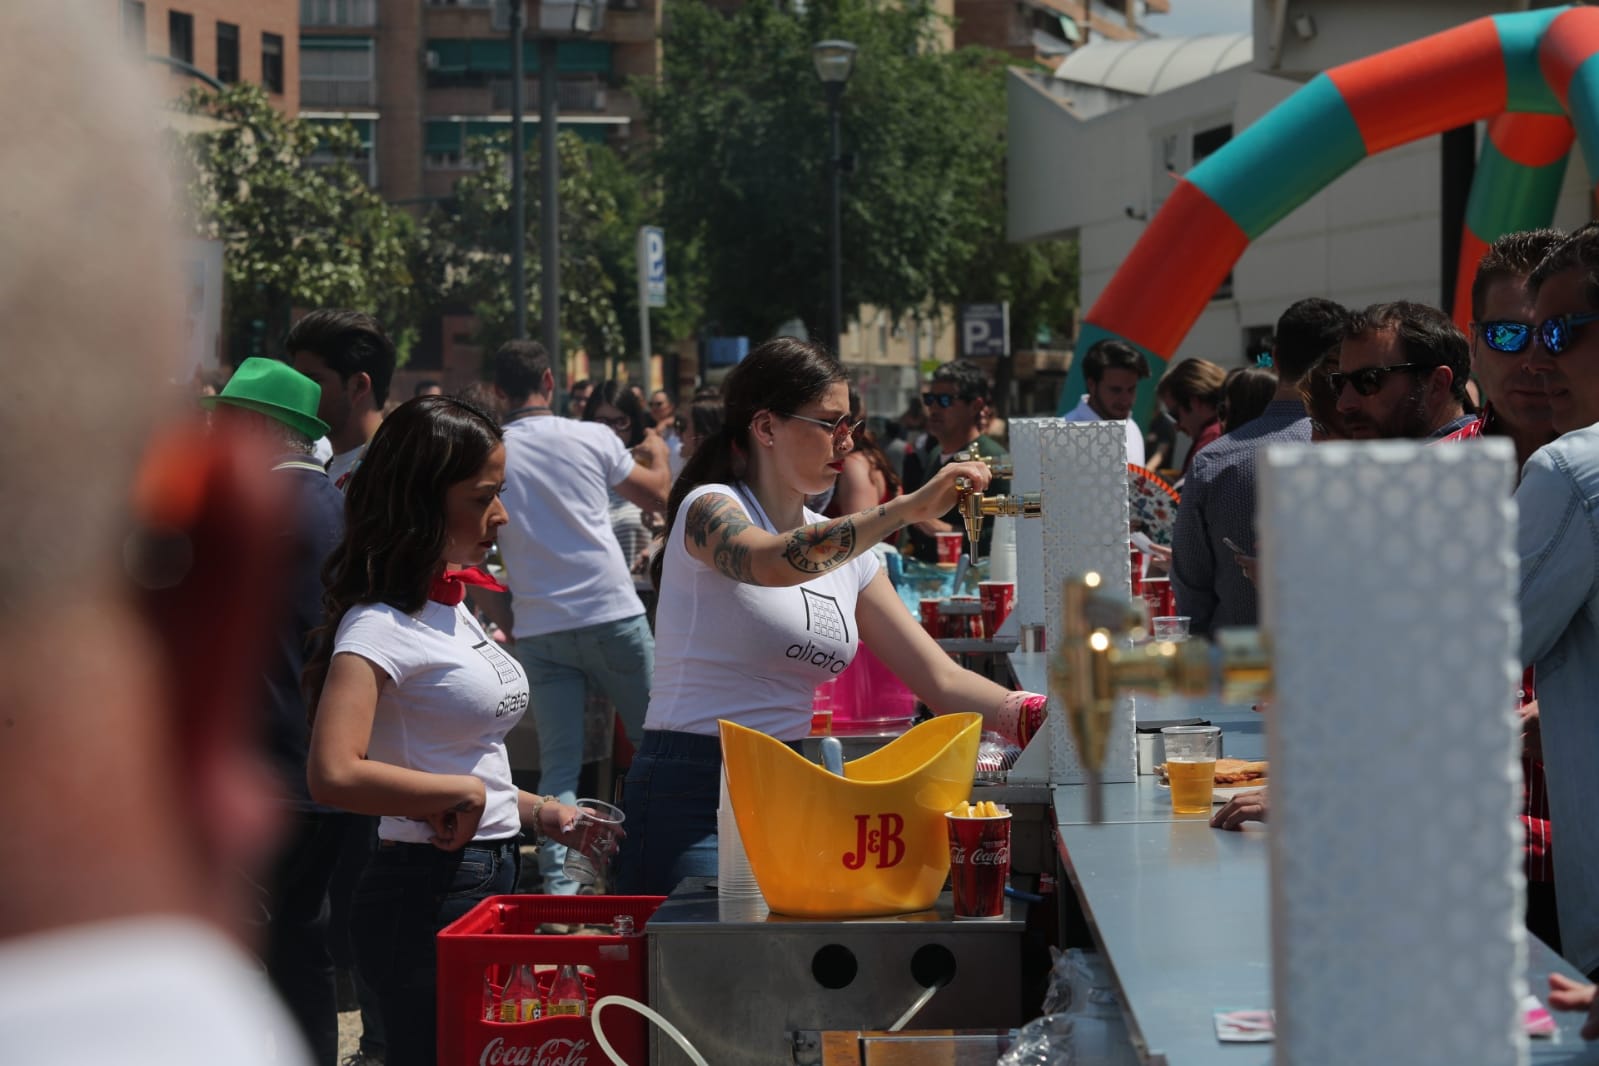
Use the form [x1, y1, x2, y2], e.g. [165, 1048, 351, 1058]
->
[1061, 5, 1599, 420]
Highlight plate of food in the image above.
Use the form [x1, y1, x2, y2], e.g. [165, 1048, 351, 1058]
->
[1155, 758, 1268, 803]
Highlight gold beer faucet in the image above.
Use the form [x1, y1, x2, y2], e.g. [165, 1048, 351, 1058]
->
[952, 446, 1014, 480]
[1046, 573, 1272, 823]
[951, 478, 1041, 563]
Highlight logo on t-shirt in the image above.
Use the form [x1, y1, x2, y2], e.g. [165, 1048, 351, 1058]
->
[472, 639, 522, 685]
[787, 588, 851, 674]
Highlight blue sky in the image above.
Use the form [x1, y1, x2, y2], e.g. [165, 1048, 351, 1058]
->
[1142, 0, 1253, 37]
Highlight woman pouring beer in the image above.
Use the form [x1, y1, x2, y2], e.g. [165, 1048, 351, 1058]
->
[617, 338, 1045, 895]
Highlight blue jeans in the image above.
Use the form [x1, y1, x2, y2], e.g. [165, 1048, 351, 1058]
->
[514, 614, 653, 894]
[350, 837, 518, 1066]
[615, 730, 721, 896]
[615, 731, 806, 896]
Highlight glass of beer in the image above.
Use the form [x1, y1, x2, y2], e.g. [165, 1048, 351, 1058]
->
[1161, 725, 1220, 814]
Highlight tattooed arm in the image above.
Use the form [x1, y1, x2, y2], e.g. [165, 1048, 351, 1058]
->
[681, 460, 992, 586]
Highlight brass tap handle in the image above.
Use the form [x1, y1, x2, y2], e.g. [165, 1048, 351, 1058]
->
[953, 447, 1014, 479]
[1048, 573, 1273, 823]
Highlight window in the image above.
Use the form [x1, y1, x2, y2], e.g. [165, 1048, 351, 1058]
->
[121, 1, 146, 52]
[308, 118, 378, 188]
[262, 33, 284, 93]
[301, 36, 376, 107]
[425, 38, 613, 90]
[300, 0, 377, 28]
[168, 10, 193, 64]
[216, 22, 240, 84]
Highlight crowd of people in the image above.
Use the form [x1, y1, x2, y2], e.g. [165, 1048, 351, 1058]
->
[12, 8, 1599, 1064]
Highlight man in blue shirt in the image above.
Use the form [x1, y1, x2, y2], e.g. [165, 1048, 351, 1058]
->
[1171, 298, 1349, 636]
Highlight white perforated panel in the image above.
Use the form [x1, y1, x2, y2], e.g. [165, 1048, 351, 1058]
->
[1260, 440, 1525, 1066]
[1008, 418, 1051, 632]
[1039, 420, 1135, 785]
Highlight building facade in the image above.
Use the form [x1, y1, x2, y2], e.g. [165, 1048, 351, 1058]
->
[299, 0, 657, 204]
[121, 0, 299, 112]
[955, 0, 1170, 68]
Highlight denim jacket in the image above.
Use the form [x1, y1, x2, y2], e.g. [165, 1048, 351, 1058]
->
[1517, 423, 1599, 975]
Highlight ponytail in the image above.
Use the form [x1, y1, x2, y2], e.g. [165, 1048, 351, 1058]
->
[650, 423, 744, 590]
[648, 337, 847, 591]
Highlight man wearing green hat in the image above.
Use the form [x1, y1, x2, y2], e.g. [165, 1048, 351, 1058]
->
[204, 357, 348, 1066]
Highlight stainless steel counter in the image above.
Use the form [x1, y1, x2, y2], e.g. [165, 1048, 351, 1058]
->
[1022, 646, 1599, 1062]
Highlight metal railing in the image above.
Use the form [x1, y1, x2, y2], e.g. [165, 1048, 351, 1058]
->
[300, 78, 378, 107]
[489, 76, 607, 111]
[300, 0, 377, 27]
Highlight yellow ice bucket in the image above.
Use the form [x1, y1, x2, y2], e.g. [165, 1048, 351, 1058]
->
[718, 713, 983, 918]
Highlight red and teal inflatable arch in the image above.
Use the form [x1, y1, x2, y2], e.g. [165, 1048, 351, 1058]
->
[1062, 5, 1599, 419]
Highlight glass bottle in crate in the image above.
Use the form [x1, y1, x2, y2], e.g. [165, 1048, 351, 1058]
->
[546, 964, 588, 1017]
[500, 963, 542, 1022]
[482, 970, 502, 1022]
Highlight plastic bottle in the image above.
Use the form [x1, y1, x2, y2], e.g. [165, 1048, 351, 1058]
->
[482, 971, 502, 1022]
[546, 964, 588, 1018]
[499, 964, 542, 1022]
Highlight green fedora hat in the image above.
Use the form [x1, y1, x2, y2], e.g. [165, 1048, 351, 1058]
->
[202, 357, 331, 441]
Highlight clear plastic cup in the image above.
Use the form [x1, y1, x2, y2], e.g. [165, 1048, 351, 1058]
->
[561, 798, 625, 888]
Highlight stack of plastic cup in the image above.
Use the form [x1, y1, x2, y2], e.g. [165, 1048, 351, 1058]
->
[717, 770, 764, 903]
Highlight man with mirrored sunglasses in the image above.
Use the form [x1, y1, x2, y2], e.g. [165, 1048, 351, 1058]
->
[1515, 222, 1599, 982]
[1444, 229, 1565, 955]
[1451, 229, 1564, 472]
[901, 359, 1009, 564]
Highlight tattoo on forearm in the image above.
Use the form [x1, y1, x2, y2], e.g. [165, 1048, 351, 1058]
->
[687, 494, 758, 583]
[784, 519, 857, 574]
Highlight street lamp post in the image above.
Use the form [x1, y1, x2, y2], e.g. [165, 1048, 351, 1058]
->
[510, 0, 528, 341]
[535, 0, 605, 404]
[812, 39, 857, 361]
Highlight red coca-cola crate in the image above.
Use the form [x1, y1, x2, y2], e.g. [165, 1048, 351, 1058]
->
[437, 894, 664, 1066]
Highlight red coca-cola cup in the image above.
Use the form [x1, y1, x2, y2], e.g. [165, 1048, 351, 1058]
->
[946, 810, 1011, 919]
[935, 531, 964, 569]
[978, 581, 1015, 640]
[919, 598, 942, 639]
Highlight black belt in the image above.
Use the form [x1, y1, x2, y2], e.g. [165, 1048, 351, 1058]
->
[377, 834, 520, 853]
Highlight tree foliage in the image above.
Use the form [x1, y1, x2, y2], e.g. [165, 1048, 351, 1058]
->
[175, 84, 420, 361]
[644, 0, 1077, 344]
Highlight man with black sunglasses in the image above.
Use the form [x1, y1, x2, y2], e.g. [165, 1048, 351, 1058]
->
[901, 360, 1009, 564]
[1514, 222, 1599, 983]
[1333, 301, 1474, 441]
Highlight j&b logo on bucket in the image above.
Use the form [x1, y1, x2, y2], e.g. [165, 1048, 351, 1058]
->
[841, 812, 906, 870]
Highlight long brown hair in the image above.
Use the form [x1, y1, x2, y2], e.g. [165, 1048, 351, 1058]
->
[650, 337, 846, 588]
[302, 395, 503, 713]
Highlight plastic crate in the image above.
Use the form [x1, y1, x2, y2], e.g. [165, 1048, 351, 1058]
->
[437, 894, 665, 1066]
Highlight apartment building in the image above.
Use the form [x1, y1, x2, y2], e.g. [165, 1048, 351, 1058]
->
[299, 0, 659, 203]
[956, 0, 1170, 66]
[120, 0, 299, 112]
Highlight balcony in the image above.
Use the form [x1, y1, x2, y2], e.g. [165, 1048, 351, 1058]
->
[301, 78, 377, 107]
[490, 75, 607, 112]
[301, 0, 377, 28]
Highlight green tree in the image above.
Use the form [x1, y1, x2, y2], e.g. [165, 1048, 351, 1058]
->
[175, 84, 421, 362]
[426, 131, 691, 371]
[643, 0, 1076, 343]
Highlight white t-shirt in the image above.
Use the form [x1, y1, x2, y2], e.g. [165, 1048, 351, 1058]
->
[0, 917, 311, 1066]
[326, 444, 365, 492]
[647, 483, 880, 741]
[334, 600, 527, 843]
[1064, 395, 1146, 467]
[499, 416, 645, 638]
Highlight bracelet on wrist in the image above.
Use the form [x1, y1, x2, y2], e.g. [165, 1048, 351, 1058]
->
[528, 794, 558, 843]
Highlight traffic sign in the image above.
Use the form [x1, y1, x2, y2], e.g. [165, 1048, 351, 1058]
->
[640, 226, 666, 309]
[959, 302, 1009, 358]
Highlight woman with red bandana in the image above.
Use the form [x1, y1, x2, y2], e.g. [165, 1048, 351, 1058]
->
[303, 395, 588, 1066]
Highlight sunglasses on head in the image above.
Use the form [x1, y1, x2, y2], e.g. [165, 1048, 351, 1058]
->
[1473, 320, 1532, 354]
[1329, 363, 1420, 397]
[1538, 310, 1599, 355]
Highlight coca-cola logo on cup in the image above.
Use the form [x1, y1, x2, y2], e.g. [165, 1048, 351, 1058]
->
[479, 1036, 590, 1066]
[950, 842, 1010, 866]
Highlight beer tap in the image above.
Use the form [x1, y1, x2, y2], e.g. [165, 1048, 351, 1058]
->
[952, 445, 1014, 480]
[1047, 573, 1272, 823]
[951, 478, 1041, 563]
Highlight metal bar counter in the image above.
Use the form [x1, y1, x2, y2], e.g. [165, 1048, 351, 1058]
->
[1014, 654, 1599, 1063]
